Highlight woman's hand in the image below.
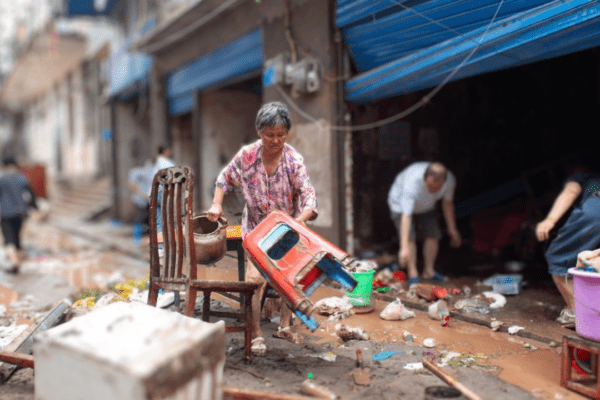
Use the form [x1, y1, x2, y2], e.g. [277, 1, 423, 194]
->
[207, 203, 223, 222]
[536, 218, 556, 241]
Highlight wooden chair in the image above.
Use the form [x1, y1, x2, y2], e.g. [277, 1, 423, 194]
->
[147, 166, 261, 362]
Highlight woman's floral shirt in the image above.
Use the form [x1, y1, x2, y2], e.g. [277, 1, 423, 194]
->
[215, 140, 318, 238]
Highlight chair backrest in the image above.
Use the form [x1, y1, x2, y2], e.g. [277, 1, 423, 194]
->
[149, 167, 197, 281]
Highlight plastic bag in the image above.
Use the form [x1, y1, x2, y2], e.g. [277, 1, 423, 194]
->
[454, 299, 490, 314]
[380, 298, 416, 321]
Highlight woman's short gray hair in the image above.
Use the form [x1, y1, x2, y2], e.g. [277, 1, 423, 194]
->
[255, 102, 292, 133]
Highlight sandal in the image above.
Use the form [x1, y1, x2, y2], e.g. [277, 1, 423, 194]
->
[251, 337, 267, 356]
[424, 272, 446, 282]
[407, 277, 420, 286]
[273, 326, 305, 344]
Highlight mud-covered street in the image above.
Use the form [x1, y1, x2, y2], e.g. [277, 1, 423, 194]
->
[0, 214, 587, 400]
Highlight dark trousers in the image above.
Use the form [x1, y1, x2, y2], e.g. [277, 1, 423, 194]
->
[1, 216, 24, 249]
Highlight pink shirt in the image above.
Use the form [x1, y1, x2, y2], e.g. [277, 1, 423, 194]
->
[216, 140, 318, 237]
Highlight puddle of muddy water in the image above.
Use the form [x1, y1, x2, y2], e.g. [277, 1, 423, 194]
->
[0, 284, 18, 307]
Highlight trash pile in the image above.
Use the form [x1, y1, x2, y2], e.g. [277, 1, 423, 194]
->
[68, 276, 182, 320]
[315, 296, 354, 322]
[372, 269, 405, 292]
[423, 349, 498, 371]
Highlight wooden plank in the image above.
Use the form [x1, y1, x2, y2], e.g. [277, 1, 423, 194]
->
[422, 357, 484, 400]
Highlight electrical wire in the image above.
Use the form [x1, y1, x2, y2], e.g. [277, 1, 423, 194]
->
[390, 0, 519, 62]
[275, 0, 505, 132]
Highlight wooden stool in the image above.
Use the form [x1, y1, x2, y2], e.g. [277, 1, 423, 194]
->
[561, 334, 600, 399]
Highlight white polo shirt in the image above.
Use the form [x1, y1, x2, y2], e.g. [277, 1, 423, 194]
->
[387, 162, 456, 215]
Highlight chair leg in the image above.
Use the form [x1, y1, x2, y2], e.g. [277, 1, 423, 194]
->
[260, 284, 269, 314]
[245, 289, 254, 364]
[202, 291, 211, 322]
[184, 287, 197, 317]
[148, 282, 159, 307]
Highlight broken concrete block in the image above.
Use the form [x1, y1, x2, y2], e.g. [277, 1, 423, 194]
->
[33, 302, 225, 400]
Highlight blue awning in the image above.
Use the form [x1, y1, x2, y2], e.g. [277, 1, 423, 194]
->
[166, 29, 263, 115]
[341, 0, 600, 103]
[109, 19, 156, 100]
[60, 0, 120, 17]
[169, 93, 196, 116]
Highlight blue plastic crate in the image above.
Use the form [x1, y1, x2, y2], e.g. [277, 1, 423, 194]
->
[492, 274, 523, 295]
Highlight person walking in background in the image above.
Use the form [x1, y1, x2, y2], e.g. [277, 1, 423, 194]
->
[387, 162, 461, 286]
[128, 159, 154, 241]
[149, 146, 175, 246]
[0, 155, 38, 273]
[536, 169, 600, 328]
[151, 146, 175, 178]
[207, 102, 318, 357]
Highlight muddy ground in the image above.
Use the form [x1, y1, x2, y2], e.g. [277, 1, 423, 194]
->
[0, 216, 589, 399]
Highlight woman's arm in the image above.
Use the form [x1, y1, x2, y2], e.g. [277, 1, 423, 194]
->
[536, 181, 582, 241]
[207, 186, 225, 222]
[291, 160, 318, 222]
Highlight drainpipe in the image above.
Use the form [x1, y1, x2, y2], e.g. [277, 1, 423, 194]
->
[344, 111, 354, 256]
[332, 14, 354, 254]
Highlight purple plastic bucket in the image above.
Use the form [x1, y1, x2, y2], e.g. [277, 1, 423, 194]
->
[568, 268, 600, 341]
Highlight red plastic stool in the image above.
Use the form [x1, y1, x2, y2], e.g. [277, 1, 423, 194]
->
[243, 211, 358, 330]
[561, 334, 600, 399]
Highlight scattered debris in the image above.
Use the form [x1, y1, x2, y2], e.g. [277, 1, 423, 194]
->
[350, 349, 371, 386]
[490, 321, 504, 331]
[0, 324, 29, 350]
[411, 283, 438, 301]
[523, 343, 538, 350]
[450, 288, 461, 295]
[352, 260, 378, 273]
[326, 310, 353, 322]
[356, 349, 363, 368]
[335, 324, 369, 341]
[508, 326, 525, 335]
[437, 352, 462, 367]
[462, 286, 472, 296]
[454, 299, 490, 314]
[379, 298, 415, 321]
[373, 350, 404, 360]
[482, 274, 523, 295]
[307, 352, 337, 362]
[549, 341, 558, 348]
[404, 362, 424, 370]
[482, 291, 507, 309]
[423, 338, 436, 348]
[433, 287, 448, 300]
[300, 379, 339, 400]
[350, 367, 372, 386]
[428, 300, 449, 320]
[403, 330, 414, 343]
[315, 296, 354, 316]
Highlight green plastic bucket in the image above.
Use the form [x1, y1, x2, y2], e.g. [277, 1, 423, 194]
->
[346, 270, 375, 306]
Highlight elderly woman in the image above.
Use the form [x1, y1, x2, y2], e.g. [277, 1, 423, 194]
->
[207, 102, 318, 356]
